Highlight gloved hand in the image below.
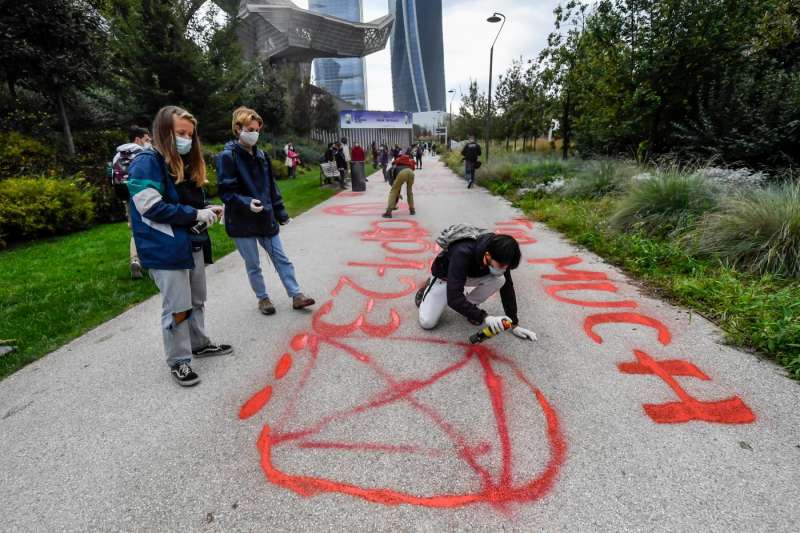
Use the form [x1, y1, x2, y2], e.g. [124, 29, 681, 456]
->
[250, 199, 264, 213]
[484, 315, 512, 335]
[511, 326, 538, 341]
[195, 208, 218, 225]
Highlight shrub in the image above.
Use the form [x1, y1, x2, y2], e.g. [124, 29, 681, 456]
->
[562, 160, 631, 199]
[0, 131, 58, 178]
[691, 182, 800, 277]
[609, 169, 718, 238]
[0, 177, 95, 247]
[271, 158, 288, 180]
[205, 164, 219, 198]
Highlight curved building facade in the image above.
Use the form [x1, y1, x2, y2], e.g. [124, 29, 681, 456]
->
[389, 0, 446, 112]
[309, 0, 367, 108]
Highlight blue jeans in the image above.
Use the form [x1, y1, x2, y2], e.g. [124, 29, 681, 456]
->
[234, 235, 301, 300]
[465, 160, 476, 182]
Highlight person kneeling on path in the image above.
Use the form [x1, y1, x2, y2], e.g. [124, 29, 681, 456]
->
[416, 226, 537, 341]
[217, 106, 315, 317]
[382, 153, 416, 218]
[127, 106, 233, 387]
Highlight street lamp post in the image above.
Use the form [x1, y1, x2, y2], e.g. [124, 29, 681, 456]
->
[485, 12, 506, 163]
[447, 88, 456, 150]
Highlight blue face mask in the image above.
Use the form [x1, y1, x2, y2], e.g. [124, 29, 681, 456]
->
[175, 136, 192, 155]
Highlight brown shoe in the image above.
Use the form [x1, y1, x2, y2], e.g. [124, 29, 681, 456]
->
[292, 294, 316, 310]
[258, 297, 276, 315]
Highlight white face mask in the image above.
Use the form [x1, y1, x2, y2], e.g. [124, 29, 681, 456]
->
[489, 265, 507, 277]
[240, 130, 259, 146]
[175, 136, 192, 155]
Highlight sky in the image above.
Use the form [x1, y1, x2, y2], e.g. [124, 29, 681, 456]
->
[293, 0, 564, 112]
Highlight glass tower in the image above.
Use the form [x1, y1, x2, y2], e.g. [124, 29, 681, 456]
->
[389, 0, 446, 112]
[309, 0, 368, 108]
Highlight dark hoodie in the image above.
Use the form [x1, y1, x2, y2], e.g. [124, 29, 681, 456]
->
[430, 233, 519, 325]
[216, 140, 289, 238]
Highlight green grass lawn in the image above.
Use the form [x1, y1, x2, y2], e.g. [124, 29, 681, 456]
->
[0, 167, 339, 380]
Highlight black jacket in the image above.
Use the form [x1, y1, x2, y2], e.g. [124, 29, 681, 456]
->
[216, 140, 289, 238]
[431, 233, 519, 325]
[461, 142, 481, 162]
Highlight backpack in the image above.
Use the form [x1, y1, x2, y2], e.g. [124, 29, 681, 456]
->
[111, 150, 136, 186]
[435, 224, 490, 253]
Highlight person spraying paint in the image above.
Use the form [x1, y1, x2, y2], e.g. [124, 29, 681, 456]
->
[416, 225, 537, 343]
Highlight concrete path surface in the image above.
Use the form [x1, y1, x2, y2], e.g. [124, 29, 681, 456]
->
[1, 156, 798, 532]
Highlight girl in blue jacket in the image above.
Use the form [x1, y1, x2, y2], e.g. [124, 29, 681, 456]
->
[127, 106, 232, 387]
[217, 107, 315, 316]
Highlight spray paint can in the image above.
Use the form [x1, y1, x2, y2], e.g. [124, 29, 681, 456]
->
[469, 319, 513, 344]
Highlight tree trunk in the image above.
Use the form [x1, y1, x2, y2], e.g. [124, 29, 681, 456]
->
[522, 134, 527, 151]
[505, 136, 509, 151]
[561, 93, 571, 160]
[533, 137, 537, 152]
[55, 86, 75, 156]
[513, 137, 517, 151]
[7, 76, 17, 101]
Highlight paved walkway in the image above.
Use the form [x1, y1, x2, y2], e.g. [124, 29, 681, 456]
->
[1, 156, 798, 532]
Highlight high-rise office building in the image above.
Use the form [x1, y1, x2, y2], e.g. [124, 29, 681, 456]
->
[309, 0, 368, 108]
[389, 0, 446, 112]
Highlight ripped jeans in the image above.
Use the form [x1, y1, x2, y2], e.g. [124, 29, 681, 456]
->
[149, 250, 210, 367]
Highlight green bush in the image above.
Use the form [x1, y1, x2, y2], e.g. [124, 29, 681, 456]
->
[610, 169, 717, 238]
[205, 164, 219, 198]
[692, 182, 800, 277]
[271, 158, 288, 180]
[0, 131, 58, 178]
[0, 177, 96, 247]
[562, 160, 631, 199]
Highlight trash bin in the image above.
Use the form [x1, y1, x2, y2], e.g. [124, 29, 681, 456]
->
[350, 161, 366, 192]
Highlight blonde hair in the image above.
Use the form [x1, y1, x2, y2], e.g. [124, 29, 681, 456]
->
[232, 106, 263, 135]
[152, 106, 207, 186]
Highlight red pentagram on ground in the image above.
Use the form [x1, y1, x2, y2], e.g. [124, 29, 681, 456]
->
[243, 331, 566, 510]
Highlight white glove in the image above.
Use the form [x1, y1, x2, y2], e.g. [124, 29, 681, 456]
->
[250, 199, 264, 213]
[195, 208, 218, 225]
[511, 326, 538, 342]
[484, 315, 512, 335]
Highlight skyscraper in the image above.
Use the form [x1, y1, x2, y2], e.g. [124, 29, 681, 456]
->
[309, 0, 368, 108]
[389, 0, 446, 112]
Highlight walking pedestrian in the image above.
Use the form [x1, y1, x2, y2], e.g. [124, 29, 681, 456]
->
[216, 106, 316, 317]
[415, 144, 423, 169]
[379, 144, 390, 183]
[334, 142, 348, 189]
[461, 135, 482, 189]
[127, 106, 232, 387]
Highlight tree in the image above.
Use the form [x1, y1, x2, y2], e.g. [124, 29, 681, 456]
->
[238, 62, 288, 137]
[290, 82, 313, 137]
[0, 0, 108, 154]
[312, 93, 339, 134]
[109, 0, 249, 141]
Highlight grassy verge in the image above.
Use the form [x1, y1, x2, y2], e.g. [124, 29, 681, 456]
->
[0, 168, 337, 380]
[519, 195, 800, 378]
[444, 150, 800, 379]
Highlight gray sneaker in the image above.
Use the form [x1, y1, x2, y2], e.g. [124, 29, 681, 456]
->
[130, 260, 143, 280]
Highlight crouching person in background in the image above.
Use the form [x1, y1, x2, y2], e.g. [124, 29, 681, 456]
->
[217, 106, 316, 316]
[127, 106, 233, 387]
